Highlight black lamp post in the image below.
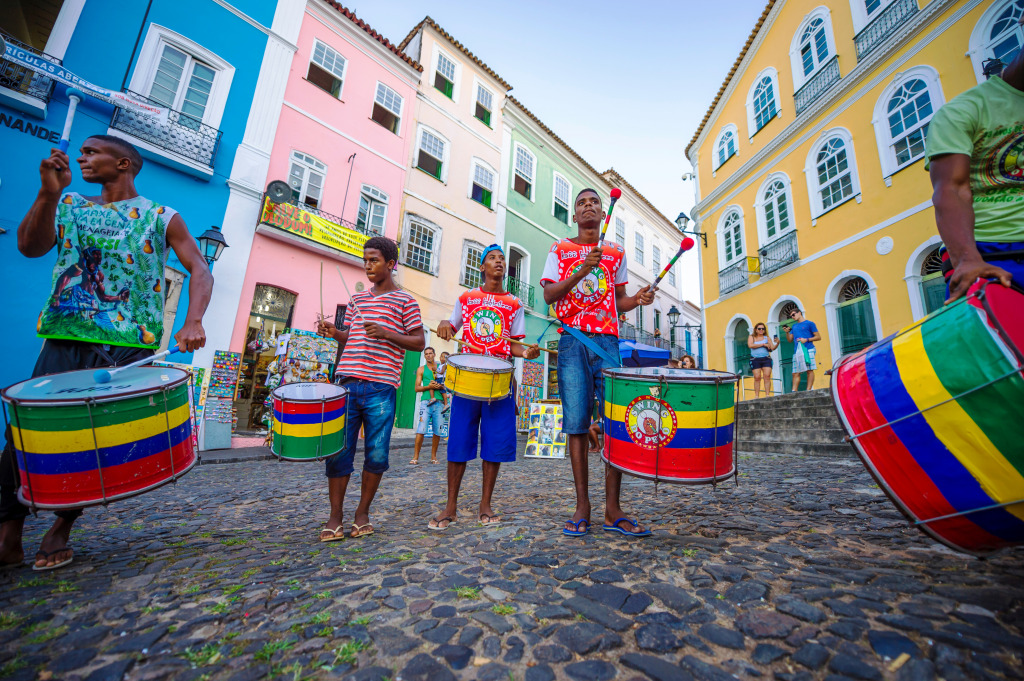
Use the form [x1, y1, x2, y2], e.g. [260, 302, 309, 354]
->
[196, 225, 229, 269]
[667, 304, 704, 368]
[675, 211, 707, 248]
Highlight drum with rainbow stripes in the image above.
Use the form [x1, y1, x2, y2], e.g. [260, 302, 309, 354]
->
[602, 367, 738, 484]
[831, 279, 1024, 556]
[271, 382, 346, 461]
[2, 366, 196, 509]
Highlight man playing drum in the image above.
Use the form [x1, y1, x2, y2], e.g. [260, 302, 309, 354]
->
[1, 136, 212, 570]
[430, 245, 540, 529]
[540, 189, 655, 538]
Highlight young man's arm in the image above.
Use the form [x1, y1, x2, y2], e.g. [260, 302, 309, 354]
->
[614, 284, 655, 313]
[18, 149, 72, 258]
[365, 324, 426, 351]
[165, 214, 214, 352]
[413, 365, 430, 392]
[541, 247, 602, 305]
[930, 153, 1012, 301]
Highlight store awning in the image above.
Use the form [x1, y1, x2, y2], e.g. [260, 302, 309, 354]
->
[619, 339, 670, 368]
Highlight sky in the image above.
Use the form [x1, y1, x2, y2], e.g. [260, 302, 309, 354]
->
[353, 0, 770, 304]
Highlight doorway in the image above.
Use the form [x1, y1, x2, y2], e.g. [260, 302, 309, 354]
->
[235, 285, 296, 431]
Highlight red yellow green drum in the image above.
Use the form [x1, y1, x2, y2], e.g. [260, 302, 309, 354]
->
[271, 382, 347, 461]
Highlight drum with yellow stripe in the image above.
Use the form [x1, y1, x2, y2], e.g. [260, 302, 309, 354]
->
[444, 354, 513, 401]
[832, 279, 1024, 556]
[271, 382, 346, 461]
[602, 367, 738, 484]
[2, 366, 195, 509]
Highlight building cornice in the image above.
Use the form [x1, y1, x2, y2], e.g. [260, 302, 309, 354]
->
[399, 17, 512, 91]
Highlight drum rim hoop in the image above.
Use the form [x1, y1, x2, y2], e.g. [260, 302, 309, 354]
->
[272, 382, 348, 403]
[447, 353, 514, 373]
[1, 366, 191, 406]
[602, 367, 740, 384]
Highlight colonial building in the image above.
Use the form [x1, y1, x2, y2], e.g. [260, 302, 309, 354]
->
[685, 0, 1019, 394]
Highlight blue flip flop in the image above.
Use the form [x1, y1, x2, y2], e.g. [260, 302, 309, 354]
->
[603, 518, 652, 537]
[563, 518, 590, 536]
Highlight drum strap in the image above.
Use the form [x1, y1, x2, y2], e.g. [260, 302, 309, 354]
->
[560, 325, 621, 368]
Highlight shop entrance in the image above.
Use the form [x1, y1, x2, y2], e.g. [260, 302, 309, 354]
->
[235, 285, 296, 432]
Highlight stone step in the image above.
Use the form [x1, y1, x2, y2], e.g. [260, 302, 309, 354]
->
[739, 428, 848, 445]
[737, 394, 835, 411]
[735, 439, 857, 458]
[737, 415, 844, 432]
[738, 408, 842, 423]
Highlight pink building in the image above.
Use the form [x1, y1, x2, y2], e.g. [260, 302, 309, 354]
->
[228, 2, 421, 429]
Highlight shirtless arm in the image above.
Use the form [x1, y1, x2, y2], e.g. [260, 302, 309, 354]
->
[166, 214, 213, 352]
[18, 149, 72, 257]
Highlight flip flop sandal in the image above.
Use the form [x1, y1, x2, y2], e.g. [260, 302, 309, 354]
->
[563, 519, 590, 537]
[603, 518, 652, 537]
[428, 516, 457, 531]
[319, 525, 345, 543]
[350, 523, 374, 538]
[32, 548, 74, 572]
[409, 459, 420, 465]
[479, 514, 502, 525]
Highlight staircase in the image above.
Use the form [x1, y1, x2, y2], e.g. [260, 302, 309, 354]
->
[735, 388, 856, 458]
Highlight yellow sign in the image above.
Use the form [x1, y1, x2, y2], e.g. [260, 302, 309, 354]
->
[259, 198, 369, 258]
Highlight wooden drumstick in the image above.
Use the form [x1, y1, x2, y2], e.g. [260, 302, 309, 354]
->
[433, 328, 556, 356]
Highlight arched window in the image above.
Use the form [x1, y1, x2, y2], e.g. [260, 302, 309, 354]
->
[837, 277, 877, 355]
[969, 0, 1024, 80]
[760, 177, 791, 242]
[713, 124, 738, 170]
[919, 248, 945, 315]
[791, 8, 837, 90]
[805, 129, 861, 219]
[733, 319, 752, 376]
[719, 210, 745, 266]
[746, 68, 781, 136]
[872, 67, 944, 180]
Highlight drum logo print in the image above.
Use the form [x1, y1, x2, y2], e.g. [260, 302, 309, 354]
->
[567, 262, 608, 307]
[624, 396, 677, 449]
[469, 309, 503, 349]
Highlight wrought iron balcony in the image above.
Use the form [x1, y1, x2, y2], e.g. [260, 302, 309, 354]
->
[758, 230, 800, 276]
[618, 321, 638, 341]
[794, 56, 840, 115]
[855, 0, 918, 60]
[0, 33, 59, 104]
[506, 277, 536, 310]
[110, 90, 222, 168]
[718, 260, 750, 296]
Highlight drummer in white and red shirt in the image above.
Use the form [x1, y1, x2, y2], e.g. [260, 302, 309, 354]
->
[431, 245, 540, 530]
[540, 188, 655, 538]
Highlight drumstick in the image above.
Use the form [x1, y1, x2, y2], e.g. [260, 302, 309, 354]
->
[433, 328, 557, 356]
[651, 238, 695, 289]
[319, 261, 324, 324]
[597, 187, 622, 247]
[93, 345, 179, 383]
[334, 265, 366, 324]
[58, 89, 84, 153]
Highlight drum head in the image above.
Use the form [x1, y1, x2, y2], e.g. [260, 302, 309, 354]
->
[2, 366, 189, 404]
[273, 382, 347, 402]
[603, 367, 739, 384]
[448, 354, 512, 371]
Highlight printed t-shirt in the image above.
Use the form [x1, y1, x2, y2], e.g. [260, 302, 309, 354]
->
[336, 289, 422, 387]
[790, 320, 819, 349]
[539, 238, 627, 335]
[925, 76, 1024, 243]
[449, 288, 525, 360]
[38, 192, 177, 348]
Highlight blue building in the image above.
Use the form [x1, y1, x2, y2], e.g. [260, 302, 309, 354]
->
[0, 0, 292, 405]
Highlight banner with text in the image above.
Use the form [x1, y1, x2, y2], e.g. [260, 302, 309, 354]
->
[259, 198, 370, 259]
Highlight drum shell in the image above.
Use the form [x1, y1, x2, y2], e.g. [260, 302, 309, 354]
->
[831, 280, 1024, 556]
[5, 375, 195, 509]
[445, 354, 513, 401]
[271, 384, 347, 461]
[602, 368, 737, 484]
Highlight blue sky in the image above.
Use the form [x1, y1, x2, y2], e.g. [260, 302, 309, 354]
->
[354, 0, 769, 302]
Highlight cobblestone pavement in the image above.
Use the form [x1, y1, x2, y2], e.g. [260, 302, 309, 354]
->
[1, 443, 1022, 681]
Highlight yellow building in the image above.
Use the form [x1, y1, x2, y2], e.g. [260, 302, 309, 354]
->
[686, 0, 1021, 394]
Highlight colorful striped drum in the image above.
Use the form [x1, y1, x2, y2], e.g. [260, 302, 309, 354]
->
[832, 279, 1024, 556]
[602, 368, 739, 484]
[271, 382, 346, 461]
[2, 367, 195, 509]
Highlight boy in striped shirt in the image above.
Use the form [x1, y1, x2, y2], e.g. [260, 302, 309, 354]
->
[317, 237, 425, 539]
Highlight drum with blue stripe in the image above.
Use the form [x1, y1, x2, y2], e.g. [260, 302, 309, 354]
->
[271, 382, 346, 461]
[602, 367, 738, 484]
[2, 366, 195, 509]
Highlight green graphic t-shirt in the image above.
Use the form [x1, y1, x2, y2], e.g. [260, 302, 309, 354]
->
[37, 192, 176, 348]
[925, 76, 1024, 243]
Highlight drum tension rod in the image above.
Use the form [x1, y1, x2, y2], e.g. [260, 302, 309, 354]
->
[161, 387, 176, 483]
[84, 398, 109, 506]
[916, 499, 1024, 526]
[5, 399, 38, 516]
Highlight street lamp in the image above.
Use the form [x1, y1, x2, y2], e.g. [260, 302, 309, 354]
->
[675, 211, 707, 248]
[197, 225, 229, 269]
[667, 305, 704, 368]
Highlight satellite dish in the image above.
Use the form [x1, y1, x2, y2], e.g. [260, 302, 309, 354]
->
[266, 180, 291, 204]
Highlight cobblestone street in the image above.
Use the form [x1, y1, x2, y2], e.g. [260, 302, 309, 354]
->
[2, 445, 1022, 681]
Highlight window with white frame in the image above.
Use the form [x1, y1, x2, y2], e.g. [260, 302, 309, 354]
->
[668, 264, 676, 287]
[513, 145, 535, 200]
[553, 174, 571, 224]
[634, 231, 645, 265]
[475, 84, 494, 126]
[761, 179, 791, 242]
[747, 69, 780, 135]
[969, 1, 1023, 82]
[805, 129, 861, 217]
[416, 127, 447, 180]
[850, 0, 895, 32]
[652, 244, 662, 275]
[720, 210, 744, 265]
[356, 185, 388, 236]
[371, 82, 402, 134]
[307, 40, 346, 98]
[470, 160, 495, 209]
[148, 44, 216, 125]
[460, 241, 485, 288]
[402, 219, 439, 273]
[434, 51, 456, 99]
[872, 67, 944, 179]
[615, 217, 626, 247]
[791, 10, 836, 91]
[288, 151, 326, 208]
[714, 125, 738, 169]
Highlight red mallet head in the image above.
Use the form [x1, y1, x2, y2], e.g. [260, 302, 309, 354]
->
[610, 187, 622, 200]
[681, 237, 695, 252]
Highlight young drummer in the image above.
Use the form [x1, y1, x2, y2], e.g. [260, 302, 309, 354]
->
[1, 137, 212, 570]
[540, 188, 655, 537]
[317, 237, 424, 539]
[430, 245, 540, 529]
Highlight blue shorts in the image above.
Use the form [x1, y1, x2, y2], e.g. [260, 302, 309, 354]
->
[325, 378, 396, 477]
[415, 399, 443, 436]
[556, 331, 619, 435]
[446, 394, 516, 463]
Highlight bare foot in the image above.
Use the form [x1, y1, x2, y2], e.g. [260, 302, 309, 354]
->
[0, 519, 25, 566]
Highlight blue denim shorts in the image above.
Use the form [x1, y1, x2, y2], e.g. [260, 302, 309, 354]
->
[325, 378, 396, 478]
[556, 331, 619, 435]
[415, 399, 444, 436]
[447, 394, 516, 463]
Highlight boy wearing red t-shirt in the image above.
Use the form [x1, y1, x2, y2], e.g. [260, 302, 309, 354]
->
[431, 245, 540, 530]
[540, 188, 655, 538]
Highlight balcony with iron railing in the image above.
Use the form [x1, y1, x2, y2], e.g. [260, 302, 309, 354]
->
[758, 230, 800, 276]
[0, 32, 59, 110]
[619, 321, 638, 342]
[855, 0, 918, 60]
[719, 260, 750, 296]
[794, 56, 840, 115]
[260, 193, 382, 253]
[110, 89, 223, 169]
[506, 277, 536, 310]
